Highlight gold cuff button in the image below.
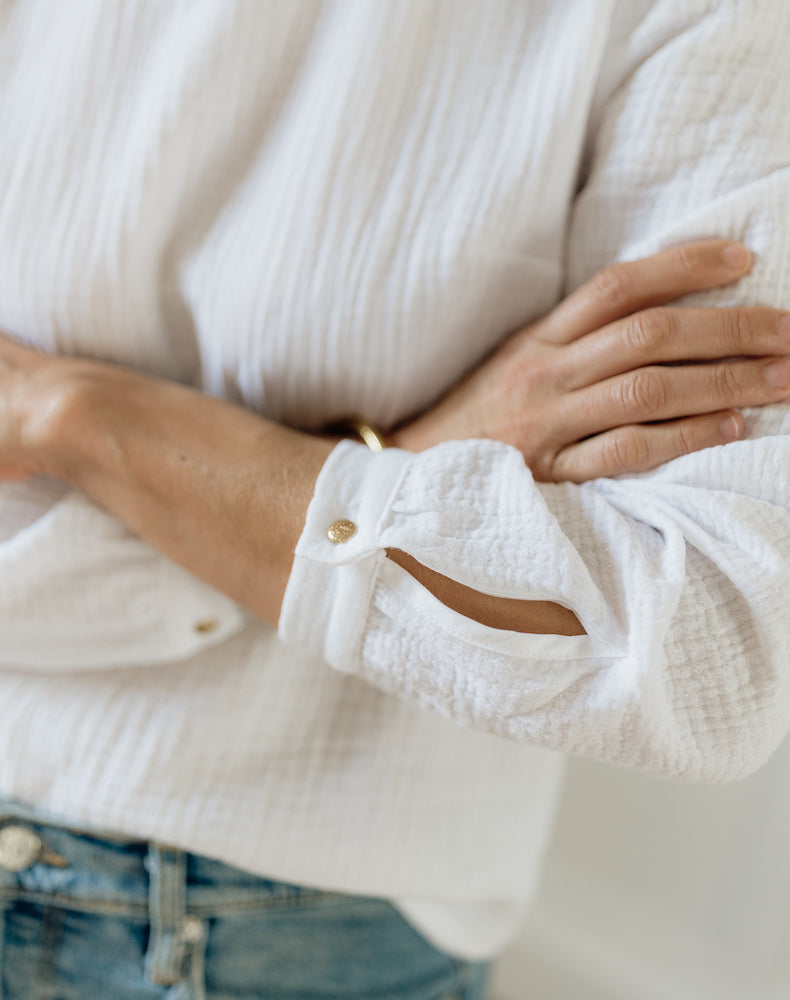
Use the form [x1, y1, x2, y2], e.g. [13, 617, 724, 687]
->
[326, 519, 357, 544]
[194, 619, 219, 634]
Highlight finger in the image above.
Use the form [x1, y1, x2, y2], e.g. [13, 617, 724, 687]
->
[555, 306, 790, 391]
[551, 411, 744, 483]
[536, 240, 753, 347]
[553, 357, 790, 440]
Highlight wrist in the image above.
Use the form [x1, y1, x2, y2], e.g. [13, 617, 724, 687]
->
[14, 358, 88, 482]
[385, 416, 429, 451]
[18, 358, 133, 486]
[386, 413, 449, 452]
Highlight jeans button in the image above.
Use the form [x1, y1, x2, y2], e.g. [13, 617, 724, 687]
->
[0, 825, 43, 872]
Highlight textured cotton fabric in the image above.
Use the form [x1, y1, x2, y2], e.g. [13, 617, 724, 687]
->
[0, 0, 788, 959]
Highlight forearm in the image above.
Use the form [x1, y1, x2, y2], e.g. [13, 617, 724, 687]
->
[38, 363, 334, 626]
[36, 361, 583, 634]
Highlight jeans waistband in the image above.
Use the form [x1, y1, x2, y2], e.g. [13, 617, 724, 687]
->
[0, 801, 488, 999]
[0, 801, 342, 989]
[0, 800, 335, 912]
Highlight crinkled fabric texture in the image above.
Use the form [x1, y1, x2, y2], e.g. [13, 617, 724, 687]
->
[1, 0, 789, 960]
[283, 0, 790, 784]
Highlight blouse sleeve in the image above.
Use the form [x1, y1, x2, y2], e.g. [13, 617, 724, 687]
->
[0, 480, 245, 669]
[279, 0, 790, 783]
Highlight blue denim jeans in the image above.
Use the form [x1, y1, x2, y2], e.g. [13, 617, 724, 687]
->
[0, 805, 489, 999]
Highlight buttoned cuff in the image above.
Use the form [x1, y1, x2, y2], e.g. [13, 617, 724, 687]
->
[0, 491, 246, 671]
[278, 439, 412, 670]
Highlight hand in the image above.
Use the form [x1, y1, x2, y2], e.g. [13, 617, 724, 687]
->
[389, 241, 790, 481]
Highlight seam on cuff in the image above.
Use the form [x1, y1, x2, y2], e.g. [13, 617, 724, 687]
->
[348, 548, 388, 668]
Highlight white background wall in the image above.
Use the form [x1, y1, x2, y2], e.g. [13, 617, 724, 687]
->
[491, 734, 790, 1000]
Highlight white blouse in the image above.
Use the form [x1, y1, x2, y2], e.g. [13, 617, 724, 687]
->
[0, 0, 788, 958]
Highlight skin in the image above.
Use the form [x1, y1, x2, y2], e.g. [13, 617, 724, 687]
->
[2, 240, 790, 637]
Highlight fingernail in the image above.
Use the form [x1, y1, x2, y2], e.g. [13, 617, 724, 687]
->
[720, 243, 751, 270]
[765, 359, 790, 388]
[721, 415, 743, 440]
[778, 315, 790, 344]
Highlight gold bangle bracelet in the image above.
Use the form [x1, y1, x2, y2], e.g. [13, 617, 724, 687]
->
[348, 418, 386, 453]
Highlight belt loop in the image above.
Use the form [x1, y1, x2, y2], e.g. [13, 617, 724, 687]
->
[186, 917, 209, 1000]
[144, 844, 188, 987]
